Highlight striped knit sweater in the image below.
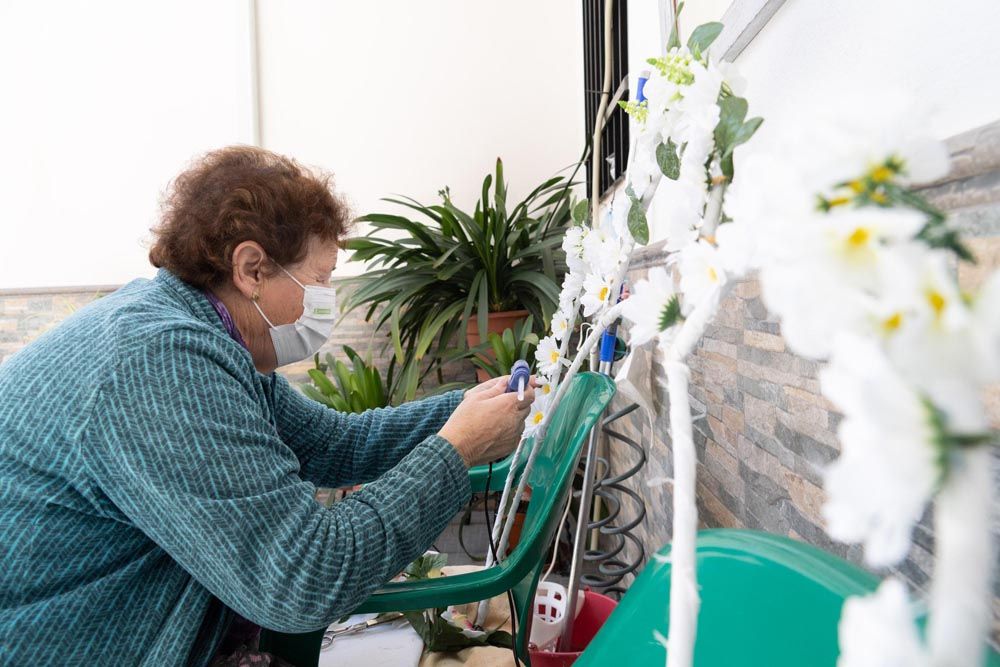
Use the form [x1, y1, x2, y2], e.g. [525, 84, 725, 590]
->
[0, 269, 470, 665]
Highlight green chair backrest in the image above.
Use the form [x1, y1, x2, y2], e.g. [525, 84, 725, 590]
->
[259, 371, 616, 666]
[576, 529, 1000, 666]
[502, 371, 615, 658]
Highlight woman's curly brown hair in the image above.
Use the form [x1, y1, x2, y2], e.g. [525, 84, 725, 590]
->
[149, 146, 351, 288]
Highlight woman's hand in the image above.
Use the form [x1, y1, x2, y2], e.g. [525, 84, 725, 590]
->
[440, 376, 536, 468]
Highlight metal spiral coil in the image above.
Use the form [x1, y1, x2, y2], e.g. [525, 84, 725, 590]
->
[576, 402, 647, 597]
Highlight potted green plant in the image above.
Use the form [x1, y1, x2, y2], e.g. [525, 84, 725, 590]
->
[460, 316, 539, 382]
[301, 346, 390, 413]
[342, 158, 576, 400]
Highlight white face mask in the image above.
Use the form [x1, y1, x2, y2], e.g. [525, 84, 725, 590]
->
[252, 265, 337, 367]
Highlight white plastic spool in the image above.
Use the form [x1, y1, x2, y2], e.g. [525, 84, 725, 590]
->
[529, 581, 585, 652]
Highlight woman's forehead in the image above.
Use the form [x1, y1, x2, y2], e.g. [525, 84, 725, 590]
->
[303, 237, 339, 270]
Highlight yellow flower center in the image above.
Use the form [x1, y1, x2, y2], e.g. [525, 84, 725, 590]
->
[926, 290, 946, 318]
[533, 412, 544, 424]
[847, 227, 870, 248]
[550, 350, 560, 363]
[882, 312, 903, 332]
[708, 267, 718, 282]
[598, 286, 609, 302]
[871, 165, 894, 183]
[542, 384, 551, 394]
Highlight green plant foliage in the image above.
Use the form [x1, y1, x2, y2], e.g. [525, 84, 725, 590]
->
[460, 316, 540, 379]
[301, 346, 389, 413]
[342, 158, 576, 401]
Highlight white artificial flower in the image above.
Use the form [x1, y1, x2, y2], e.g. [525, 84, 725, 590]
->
[440, 610, 488, 640]
[820, 334, 939, 567]
[647, 177, 703, 250]
[522, 391, 551, 439]
[758, 207, 926, 360]
[622, 266, 678, 345]
[678, 239, 726, 313]
[882, 251, 998, 433]
[561, 226, 589, 273]
[582, 224, 625, 276]
[580, 272, 614, 317]
[550, 308, 571, 342]
[836, 579, 929, 667]
[535, 334, 566, 375]
[537, 376, 555, 399]
[558, 271, 585, 312]
[793, 86, 950, 189]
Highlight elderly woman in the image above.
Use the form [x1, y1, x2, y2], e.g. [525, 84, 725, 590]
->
[0, 147, 532, 665]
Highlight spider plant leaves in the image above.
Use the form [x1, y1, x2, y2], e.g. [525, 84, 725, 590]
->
[303, 348, 389, 413]
[344, 159, 575, 401]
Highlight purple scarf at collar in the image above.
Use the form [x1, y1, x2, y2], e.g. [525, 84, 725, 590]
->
[203, 290, 249, 350]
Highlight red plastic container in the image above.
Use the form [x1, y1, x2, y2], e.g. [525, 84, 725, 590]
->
[528, 590, 618, 667]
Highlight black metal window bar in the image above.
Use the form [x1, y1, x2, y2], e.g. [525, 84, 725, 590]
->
[582, 0, 630, 197]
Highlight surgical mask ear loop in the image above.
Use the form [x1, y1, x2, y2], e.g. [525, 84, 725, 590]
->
[251, 264, 303, 329]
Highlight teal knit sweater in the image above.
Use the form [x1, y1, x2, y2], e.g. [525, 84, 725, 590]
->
[0, 270, 471, 665]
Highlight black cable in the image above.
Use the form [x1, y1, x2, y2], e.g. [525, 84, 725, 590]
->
[483, 463, 521, 666]
[457, 497, 486, 562]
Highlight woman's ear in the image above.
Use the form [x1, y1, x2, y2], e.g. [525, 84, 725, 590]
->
[230, 241, 268, 300]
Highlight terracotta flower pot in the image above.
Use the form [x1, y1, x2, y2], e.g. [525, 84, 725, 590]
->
[466, 309, 530, 382]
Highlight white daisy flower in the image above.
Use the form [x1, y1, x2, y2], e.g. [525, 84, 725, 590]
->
[820, 334, 939, 567]
[837, 579, 929, 667]
[678, 239, 726, 313]
[622, 266, 679, 345]
[561, 226, 589, 273]
[579, 273, 614, 317]
[550, 308, 571, 342]
[535, 335, 566, 375]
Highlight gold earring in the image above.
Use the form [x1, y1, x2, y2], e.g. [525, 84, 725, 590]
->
[252, 292, 260, 302]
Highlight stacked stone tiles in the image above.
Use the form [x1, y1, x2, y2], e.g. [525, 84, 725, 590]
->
[0, 281, 475, 395]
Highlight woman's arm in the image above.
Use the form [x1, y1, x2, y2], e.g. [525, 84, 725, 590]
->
[271, 375, 464, 488]
[83, 329, 470, 633]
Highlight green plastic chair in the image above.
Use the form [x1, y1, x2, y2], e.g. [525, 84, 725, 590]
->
[468, 450, 523, 493]
[577, 529, 1000, 666]
[260, 372, 616, 666]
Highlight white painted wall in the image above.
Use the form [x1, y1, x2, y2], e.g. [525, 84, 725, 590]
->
[255, 0, 586, 278]
[628, 0, 1000, 147]
[0, 1, 254, 290]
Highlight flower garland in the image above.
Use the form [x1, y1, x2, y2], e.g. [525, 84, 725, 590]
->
[720, 89, 999, 665]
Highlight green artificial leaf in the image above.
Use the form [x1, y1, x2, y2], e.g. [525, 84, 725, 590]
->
[626, 186, 649, 245]
[656, 139, 682, 180]
[659, 294, 683, 331]
[687, 21, 723, 56]
[714, 95, 748, 152]
[403, 609, 515, 653]
[572, 198, 589, 224]
[404, 552, 449, 580]
[714, 96, 761, 178]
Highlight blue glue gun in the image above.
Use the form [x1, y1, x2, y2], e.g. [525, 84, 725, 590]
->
[506, 360, 531, 400]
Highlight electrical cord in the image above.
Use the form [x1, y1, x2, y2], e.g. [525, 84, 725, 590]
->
[483, 462, 521, 666]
